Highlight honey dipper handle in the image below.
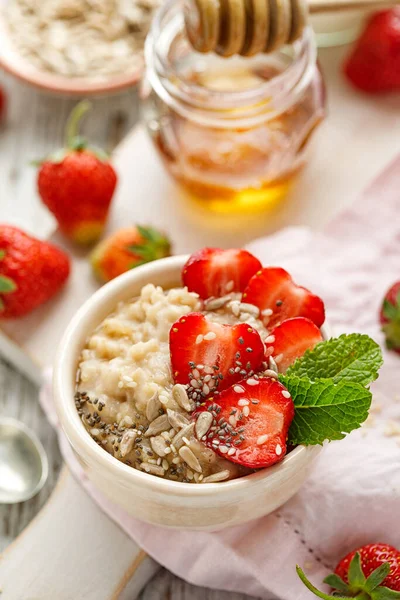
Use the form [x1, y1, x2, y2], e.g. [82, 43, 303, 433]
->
[309, 0, 398, 13]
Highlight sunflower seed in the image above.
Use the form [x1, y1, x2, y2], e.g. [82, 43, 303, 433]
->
[144, 414, 170, 437]
[141, 463, 165, 476]
[167, 408, 190, 430]
[179, 446, 202, 473]
[172, 384, 195, 412]
[202, 470, 230, 483]
[205, 296, 231, 311]
[146, 392, 162, 422]
[195, 411, 213, 439]
[238, 303, 260, 317]
[119, 429, 137, 458]
[171, 423, 195, 450]
[150, 435, 169, 457]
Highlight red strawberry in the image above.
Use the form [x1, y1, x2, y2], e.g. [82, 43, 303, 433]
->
[380, 281, 400, 354]
[297, 543, 400, 599]
[0, 225, 70, 318]
[37, 101, 117, 245]
[182, 248, 262, 299]
[169, 313, 265, 398]
[195, 377, 295, 469]
[344, 8, 400, 94]
[265, 317, 323, 373]
[91, 225, 171, 283]
[242, 267, 325, 329]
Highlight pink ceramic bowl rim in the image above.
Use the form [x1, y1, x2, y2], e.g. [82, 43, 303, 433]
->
[53, 255, 327, 497]
[0, 13, 143, 95]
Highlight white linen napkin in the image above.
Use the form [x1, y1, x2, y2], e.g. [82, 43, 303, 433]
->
[40, 154, 400, 599]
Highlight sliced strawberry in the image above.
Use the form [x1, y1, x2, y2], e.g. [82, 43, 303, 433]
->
[242, 267, 325, 329]
[169, 312, 265, 400]
[182, 248, 262, 299]
[194, 377, 295, 469]
[266, 317, 323, 373]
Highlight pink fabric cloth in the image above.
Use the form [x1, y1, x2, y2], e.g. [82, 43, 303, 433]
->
[40, 156, 400, 599]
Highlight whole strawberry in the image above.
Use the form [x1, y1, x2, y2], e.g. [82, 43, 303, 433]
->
[90, 225, 171, 283]
[380, 282, 400, 353]
[0, 225, 70, 318]
[344, 8, 400, 93]
[297, 543, 400, 599]
[37, 101, 117, 245]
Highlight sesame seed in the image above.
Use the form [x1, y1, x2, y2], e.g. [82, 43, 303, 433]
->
[204, 366, 214, 374]
[203, 383, 210, 395]
[204, 375, 212, 382]
[257, 435, 268, 445]
[234, 385, 245, 393]
[234, 367, 241, 373]
[275, 354, 284, 364]
[243, 406, 250, 417]
[193, 369, 200, 378]
[228, 416, 237, 426]
[228, 448, 236, 456]
[263, 369, 279, 379]
[225, 280, 234, 292]
[219, 445, 229, 454]
[197, 364, 204, 369]
[238, 399, 249, 406]
[265, 335, 276, 344]
[190, 379, 199, 388]
[276, 444, 283, 455]
[238, 337, 244, 345]
[212, 439, 220, 446]
[204, 331, 217, 341]
[282, 390, 291, 399]
[196, 335, 204, 344]
[262, 308, 273, 317]
[247, 378, 259, 386]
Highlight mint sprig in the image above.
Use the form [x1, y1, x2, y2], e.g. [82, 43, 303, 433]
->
[281, 375, 372, 445]
[278, 333, 382, 446]
[286, 333, 383, 387]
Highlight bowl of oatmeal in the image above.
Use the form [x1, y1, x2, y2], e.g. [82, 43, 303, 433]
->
[0, 0, 160, 95]
[54, 251, 328, 530]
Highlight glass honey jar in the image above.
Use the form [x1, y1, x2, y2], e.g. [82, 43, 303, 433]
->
[141, 0, 326, 213]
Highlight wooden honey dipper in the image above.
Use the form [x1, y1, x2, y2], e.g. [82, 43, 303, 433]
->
[184, 0, 398, 56]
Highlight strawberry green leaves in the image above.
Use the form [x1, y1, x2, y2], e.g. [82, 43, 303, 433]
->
[278, 333, 383, 445]
[280, 376, 372, 446]
[286, 334, 383, 387]
[297, 552, 400, 600]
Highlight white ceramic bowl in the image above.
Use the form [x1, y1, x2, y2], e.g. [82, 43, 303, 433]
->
[54, 255, 324, 531]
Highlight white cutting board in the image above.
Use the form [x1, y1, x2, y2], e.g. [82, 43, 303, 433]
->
[0, 43, 400, 599]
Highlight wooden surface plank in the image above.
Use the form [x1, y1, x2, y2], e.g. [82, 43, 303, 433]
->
[0, 74, 259, 599]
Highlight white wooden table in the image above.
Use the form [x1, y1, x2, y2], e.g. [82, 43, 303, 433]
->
[0, 72, 258, 600]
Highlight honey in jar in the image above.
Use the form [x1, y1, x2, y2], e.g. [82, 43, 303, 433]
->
[141, 0, 326, 213]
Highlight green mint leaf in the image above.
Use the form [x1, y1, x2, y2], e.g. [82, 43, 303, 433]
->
[0, 275, 17, 294]
[280, 375, 372, 445]
[286, 333, 383, 387]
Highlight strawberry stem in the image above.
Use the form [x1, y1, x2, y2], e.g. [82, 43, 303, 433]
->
[296, 566, 367, 600]
[65, 100, 91, 149]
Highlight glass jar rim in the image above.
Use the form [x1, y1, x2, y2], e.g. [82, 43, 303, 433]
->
[145, 0, 318, 127]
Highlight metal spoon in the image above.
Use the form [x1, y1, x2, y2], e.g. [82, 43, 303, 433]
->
[0, 417, 48, 504]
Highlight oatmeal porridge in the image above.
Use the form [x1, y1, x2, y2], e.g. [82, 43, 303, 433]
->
[76, 283, 271, 483]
